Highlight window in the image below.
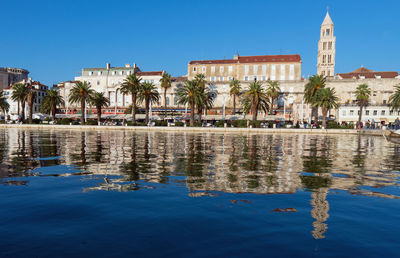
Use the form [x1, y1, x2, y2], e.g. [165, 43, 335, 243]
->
[373, 110, 378, 116]
[289, 64, 294, 80]
[271, 65, 276, 80]
[262, 76, 266, 81]
[211, 66, 215, 72]
[383, 100, 387, 104]
[89, 71, 93, 76]
[112, 71, 116, 75]
[202, 66, 206, 72]
[244, 76, 249, 81]
[228, 66, 232, 73]
[98, 71, 102, 76]
[328, 71, 331, 76]
[210, 77, 216, 82]
[390, 110, 394, 116]
[253, 65, 258, 73]
[326, 29, 330, 36]
[366, 110, 370, 115]
[120, 71, 124, 75]
[219, 76, 224, 81]
[381, 110, 386, 115]
[342, 110, 346, 116]
[328, 55, 331, 64]
[193, 67, 197, 72]
[322, 55, 326, 64]
[262, 65, 267, 72]
[328, 42, 332, 50]
[166, 97, 170, 106]
[350, 110, 354, 116]
[97, 80, 100, 85]
[220, 66, 224, 73]
[253, 76, 257, 81]
[280, 65, 285, 80]
[244, 65, 249, 74]
[323, 42, 327, 50]
[228, 76, 233, 81]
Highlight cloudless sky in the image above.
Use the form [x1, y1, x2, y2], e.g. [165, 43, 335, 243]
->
[1, 0, 399, 86]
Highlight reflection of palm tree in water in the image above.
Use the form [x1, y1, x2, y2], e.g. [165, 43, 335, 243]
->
[311, 188, 329, 239]
[302, 136, 332, 239]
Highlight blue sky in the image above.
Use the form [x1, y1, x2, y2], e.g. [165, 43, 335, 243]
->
[1, 0, 399, 86]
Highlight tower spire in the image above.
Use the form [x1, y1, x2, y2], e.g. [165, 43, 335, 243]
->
[317, 10, 336, 77]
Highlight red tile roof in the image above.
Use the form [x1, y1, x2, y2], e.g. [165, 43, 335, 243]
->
[337, 67, 399, 79]
[136, 71, 163, 76]
[189, 54, 301, 65]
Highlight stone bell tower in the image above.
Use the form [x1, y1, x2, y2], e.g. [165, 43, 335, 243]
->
[317, 11, 336, 77]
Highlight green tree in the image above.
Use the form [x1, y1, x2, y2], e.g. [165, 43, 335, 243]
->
[40, 89, 65, 121]
[68, 81, 94, 124]
[389, 85, 400, 111]
[194, 73, 207, 123]
[266, 80, 281, 115]
[0, 91, 10, 122]
[90, 91, 110, 125]
[120, 73, 142, 125]
[138, 82, 160, 125]
[11, 83, 29, 120]
[159, 72, 172, 120]
[242, 81, 269, 122]
[304, 75, 326, 121]
[355, 83, 371, 126]
[313, 87, 339, 128]
[177, 80, 197, 126]
[229, 78, 241, 115]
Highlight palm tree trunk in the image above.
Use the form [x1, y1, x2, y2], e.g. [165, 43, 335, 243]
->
[145, 98, 150, 125]
[81, 99, 85, 124]
[233, 95, 236, 115]
[190, 100, 195, 127]
[132, 94, 136, 126]
[358, 104, 363, 126]
[21, 101, 26, 121]
[197, 107, 202, 123]
[312, 106, 318, 121]
[17, 100, 20, 117]
[52, 105, 56, 121]
[29, 100, 33, 124]
[164, 89, 167, 120]
[322, 108, 328, 129]
[97, 107, 101, 125]
[252, 101, 258, 122]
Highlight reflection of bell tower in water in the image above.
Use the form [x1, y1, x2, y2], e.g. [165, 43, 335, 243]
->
[310, 188, 330, 239]
[317, 10, 336, 77]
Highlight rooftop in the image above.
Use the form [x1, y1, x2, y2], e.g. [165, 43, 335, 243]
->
[337, 67, 399, 79]
[189, 54, 301, 65]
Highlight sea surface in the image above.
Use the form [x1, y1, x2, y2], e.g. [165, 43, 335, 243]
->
[0, 128, 399, 257]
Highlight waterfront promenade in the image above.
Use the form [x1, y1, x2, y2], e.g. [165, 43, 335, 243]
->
[0, 124, 384, 136]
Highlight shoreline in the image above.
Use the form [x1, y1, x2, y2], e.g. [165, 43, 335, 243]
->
[0, 124, 384, 136]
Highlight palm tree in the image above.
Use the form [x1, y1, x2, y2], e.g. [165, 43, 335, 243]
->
[11, 83, 29, 120]
[242, 81, 269, 122]
[0, 91, 10, 122]
[90, 91, 110, 125]
[40, 89, 65, 121]
[194, 73, 207, 123]
[26, 84, 36, 124]
[68, 81, 94, 124]
[313, 87, 339, 129]
[138, 82, 160, 125]
[266, 80, 281, 114]
[120, 73, 142, 125]
[229, 78, 241, 115]
[159, 72, 172, 120]
[177, 80, 197, 126]
[355, 83, 371, 126]
[389, 85, 400, 111]
[304, 75, 326, 121]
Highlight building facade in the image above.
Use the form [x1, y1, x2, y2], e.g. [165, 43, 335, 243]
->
[0, 67, 29, 91]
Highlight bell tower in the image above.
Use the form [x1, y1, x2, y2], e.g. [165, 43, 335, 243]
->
[317, 10, 336, 77]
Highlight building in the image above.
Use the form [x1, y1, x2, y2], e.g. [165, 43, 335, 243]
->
[3, 80, 48, 116]
[57, 63, 175, 116]
[0, 67, 29, 91]
[317, 11, 336, 77]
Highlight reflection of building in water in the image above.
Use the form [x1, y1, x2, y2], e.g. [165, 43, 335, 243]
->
[1, 129, 400, 239]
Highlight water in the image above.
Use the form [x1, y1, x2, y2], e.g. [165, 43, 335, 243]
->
[0, 128, 399, 257]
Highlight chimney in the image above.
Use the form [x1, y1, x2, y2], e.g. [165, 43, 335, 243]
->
[125, 64, 131, 68]
[133, 63, 137, 68]
[106, 63, 110, 69]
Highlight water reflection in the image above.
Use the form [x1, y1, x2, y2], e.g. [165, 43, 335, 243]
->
[0, 128, 399, 240]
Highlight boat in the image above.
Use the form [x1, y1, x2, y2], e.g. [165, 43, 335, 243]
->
[383, 130, 400, 144]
